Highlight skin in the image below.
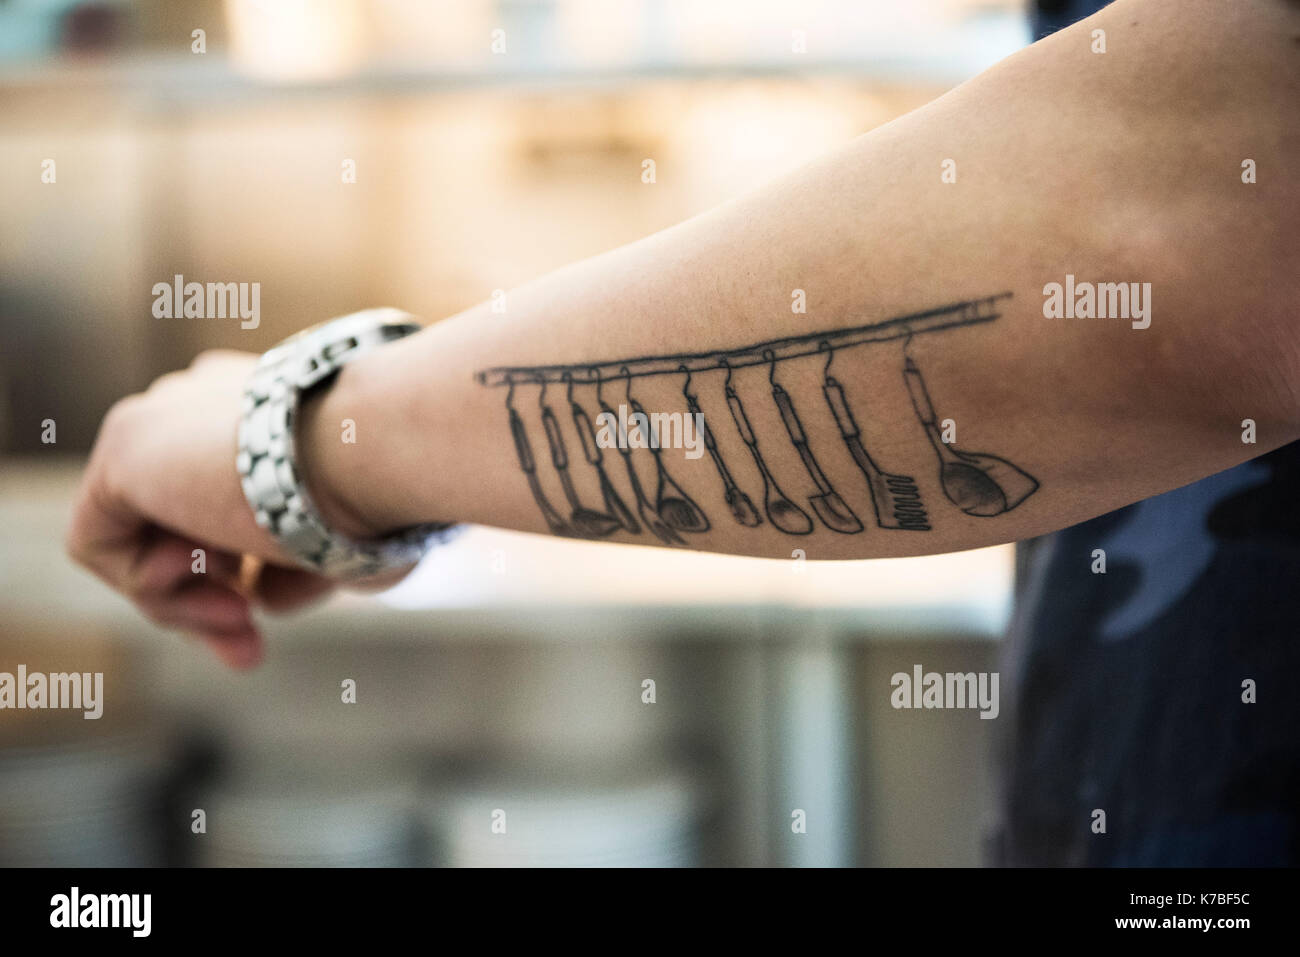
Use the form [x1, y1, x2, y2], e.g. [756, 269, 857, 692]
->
[67, 0, 1300, 668]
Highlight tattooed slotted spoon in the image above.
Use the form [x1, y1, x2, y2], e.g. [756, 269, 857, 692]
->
[902, 357, 1038, 516]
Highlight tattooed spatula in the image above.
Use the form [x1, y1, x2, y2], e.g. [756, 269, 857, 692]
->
[823, 373, 930, 531]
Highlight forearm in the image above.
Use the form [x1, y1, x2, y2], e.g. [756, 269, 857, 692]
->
[299, 0, 1299, 561]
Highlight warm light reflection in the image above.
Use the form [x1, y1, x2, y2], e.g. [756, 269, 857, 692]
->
[224, 0, 371, 81]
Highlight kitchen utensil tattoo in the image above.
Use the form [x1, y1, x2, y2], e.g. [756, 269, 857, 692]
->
[506, 381, 571, 537]
[596, 373, 685, 546]
[567, 373, 640, 534]
[821, 350, 931, 531]
[539, 383, 623, 539]
[682, 368, 762, 527]
[724, 363, 813, 535]
[478, 292, 1038, 542]
[622, 367, 710, 535]
[902, 356, 1039, 516]
[766, 350, 862, 534]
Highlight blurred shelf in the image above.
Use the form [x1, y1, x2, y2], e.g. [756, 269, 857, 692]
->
[0, 11, 1028, 107]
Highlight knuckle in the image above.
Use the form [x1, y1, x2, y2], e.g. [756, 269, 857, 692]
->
[190, 350, 219, 368]
[96, 403, 142, 491]
[101, 394, 143, 436]
[101, 397, 130, 431]
[145, 369, 185, 394]
[191, 349, 245, 370]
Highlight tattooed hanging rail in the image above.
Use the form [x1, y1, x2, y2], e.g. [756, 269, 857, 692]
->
[476, 292, 1039, 542]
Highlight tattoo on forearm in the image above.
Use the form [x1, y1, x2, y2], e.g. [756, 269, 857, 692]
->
[476, 292, 1038, 543]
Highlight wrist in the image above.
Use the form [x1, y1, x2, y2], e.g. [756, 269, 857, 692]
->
[295, 343, 419, 541]
[238, 308, 459, 581]
[293, 314, 474, 546]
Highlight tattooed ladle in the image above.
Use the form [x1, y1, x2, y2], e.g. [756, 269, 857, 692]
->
[902, 356, 1038, 516]
[622, 367, 709, 535]
[600, 373, 683, 545]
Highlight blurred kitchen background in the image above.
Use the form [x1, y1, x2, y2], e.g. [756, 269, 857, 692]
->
[1, 0, 1031, 866]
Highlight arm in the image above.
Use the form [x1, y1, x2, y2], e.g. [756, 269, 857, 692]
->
[68, 0, 1300, 664]
[302, 0, 1298, 556]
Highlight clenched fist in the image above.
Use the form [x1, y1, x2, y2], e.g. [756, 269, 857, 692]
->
[66, 351, 345, 669]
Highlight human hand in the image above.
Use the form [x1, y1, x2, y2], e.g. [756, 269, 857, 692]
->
[65, 350, 346, 669]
